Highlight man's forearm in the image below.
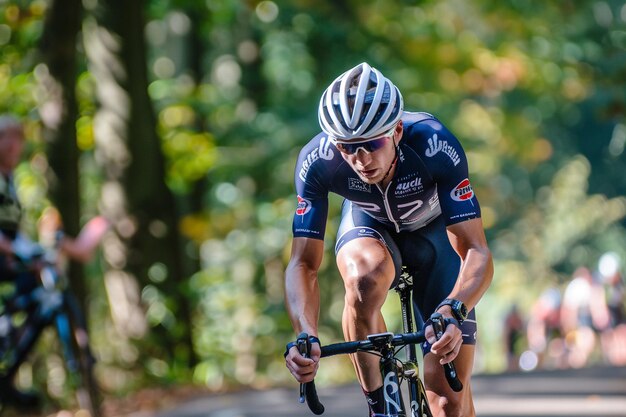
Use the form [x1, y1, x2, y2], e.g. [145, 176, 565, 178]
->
[285, 263, 321, 336]
[451, 246, 493, 311]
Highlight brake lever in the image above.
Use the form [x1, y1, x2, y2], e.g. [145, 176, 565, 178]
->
[296, 332, 311, 403]
[430, 312, 463, 392]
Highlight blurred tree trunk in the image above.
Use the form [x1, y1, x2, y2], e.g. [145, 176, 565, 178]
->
[38, 0, 86, 313]
[187, 9, 210, 216]
[179, 7, 208, 284]
[85, 0, 196, 368]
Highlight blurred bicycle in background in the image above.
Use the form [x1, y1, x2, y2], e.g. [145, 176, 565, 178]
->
[0, 215, 108, 417]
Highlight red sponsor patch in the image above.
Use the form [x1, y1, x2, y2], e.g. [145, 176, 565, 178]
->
[296, 195, 312, 216]
[450, 178, 474, 202]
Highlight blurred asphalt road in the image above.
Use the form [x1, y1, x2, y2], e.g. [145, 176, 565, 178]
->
[154, 365, 626, 417]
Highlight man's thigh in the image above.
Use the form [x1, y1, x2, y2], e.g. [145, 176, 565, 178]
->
[335, 201, 403, 285]
[335, 233, 397, 295]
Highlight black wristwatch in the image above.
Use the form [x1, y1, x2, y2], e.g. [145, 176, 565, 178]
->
[436, 298, 468, 323]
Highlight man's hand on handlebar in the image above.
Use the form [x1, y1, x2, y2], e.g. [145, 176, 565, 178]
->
[284, 338, 321, 384]
[424, 313, 463, 365]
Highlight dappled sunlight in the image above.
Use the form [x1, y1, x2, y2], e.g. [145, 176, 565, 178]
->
[454, 100, 503, 144]
[255, 1, 279, 23]
[104, 270, 147, 339]
[609, 123, 625, 157]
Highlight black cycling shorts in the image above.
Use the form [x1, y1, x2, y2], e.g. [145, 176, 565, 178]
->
[335, 200, 477, 352]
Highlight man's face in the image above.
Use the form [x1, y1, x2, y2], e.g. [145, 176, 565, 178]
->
[0, 125, 25, 174]
[337, 121, 402, 185]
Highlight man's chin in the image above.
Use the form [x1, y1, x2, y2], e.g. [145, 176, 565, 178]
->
[357, 175, 379, 185]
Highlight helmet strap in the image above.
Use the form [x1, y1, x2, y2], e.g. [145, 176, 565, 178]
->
[379, 141, 399, 186]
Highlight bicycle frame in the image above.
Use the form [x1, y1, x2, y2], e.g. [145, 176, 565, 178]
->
[394, 269, 432, 417]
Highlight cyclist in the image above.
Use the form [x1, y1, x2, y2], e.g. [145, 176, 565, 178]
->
[284, 63, 493, 417]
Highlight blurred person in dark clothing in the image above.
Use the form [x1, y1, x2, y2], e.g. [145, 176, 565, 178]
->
[0, 114, 41, 406]
[503, 303, 525, 371]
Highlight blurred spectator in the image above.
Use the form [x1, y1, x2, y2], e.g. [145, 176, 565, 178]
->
[503, 303, 525, 371]
[0, 114, 109, 406]
[560, 267, 610, 368]
[526, 286, 565, 370]
[597, 252, 626, 366]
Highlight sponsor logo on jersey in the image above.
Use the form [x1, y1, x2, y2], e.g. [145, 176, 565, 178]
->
[357, 228, 380, 240]
[348, 178, 371, 193]
[450, 178, 474, 202]
[429, 193, 440, 209]
[352, 200, 382, 213]
[298, 136, 334, 182]
[425, 133, 461, 166]
[449, 211, 478, 221]
[395, 176, 423, 196]
[397, 200, 424, 220]
[296, 195, 312, 216]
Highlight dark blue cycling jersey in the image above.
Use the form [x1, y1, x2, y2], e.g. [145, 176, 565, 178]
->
[292, 112, 481, 239]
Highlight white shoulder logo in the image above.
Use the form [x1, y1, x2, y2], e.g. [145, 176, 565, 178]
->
[299, 136, 335, 182]
[318, 135, 334, 160]
[425, 134, 461, 166]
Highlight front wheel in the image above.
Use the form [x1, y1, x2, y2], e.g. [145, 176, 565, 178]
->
[55, 306, 102, 417]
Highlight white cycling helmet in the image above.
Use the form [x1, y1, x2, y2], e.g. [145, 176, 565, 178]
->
[318, 62, 404, 142]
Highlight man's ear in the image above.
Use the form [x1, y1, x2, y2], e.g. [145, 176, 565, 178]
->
[395, 120, 404, 143]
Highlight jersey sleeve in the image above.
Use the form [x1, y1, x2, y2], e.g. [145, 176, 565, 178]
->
[410, 117, 481, 225]
[291, 139, 332, 240]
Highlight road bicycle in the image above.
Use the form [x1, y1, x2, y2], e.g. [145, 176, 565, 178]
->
[297, 267, 462, 417]
[0, 239, 102, 417]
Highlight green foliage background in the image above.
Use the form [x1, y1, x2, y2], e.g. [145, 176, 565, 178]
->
[1, 0, 625, 401]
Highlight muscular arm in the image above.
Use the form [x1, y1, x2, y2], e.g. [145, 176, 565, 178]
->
[284, 237, 324, 383]
[428, 217, 493, 363]
[285, 237, 324, 336]
[444, 217, 493, 312]
[59, 216, 110, 263]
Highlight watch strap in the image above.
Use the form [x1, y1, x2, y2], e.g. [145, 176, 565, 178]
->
[436, 298, 467, 322]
